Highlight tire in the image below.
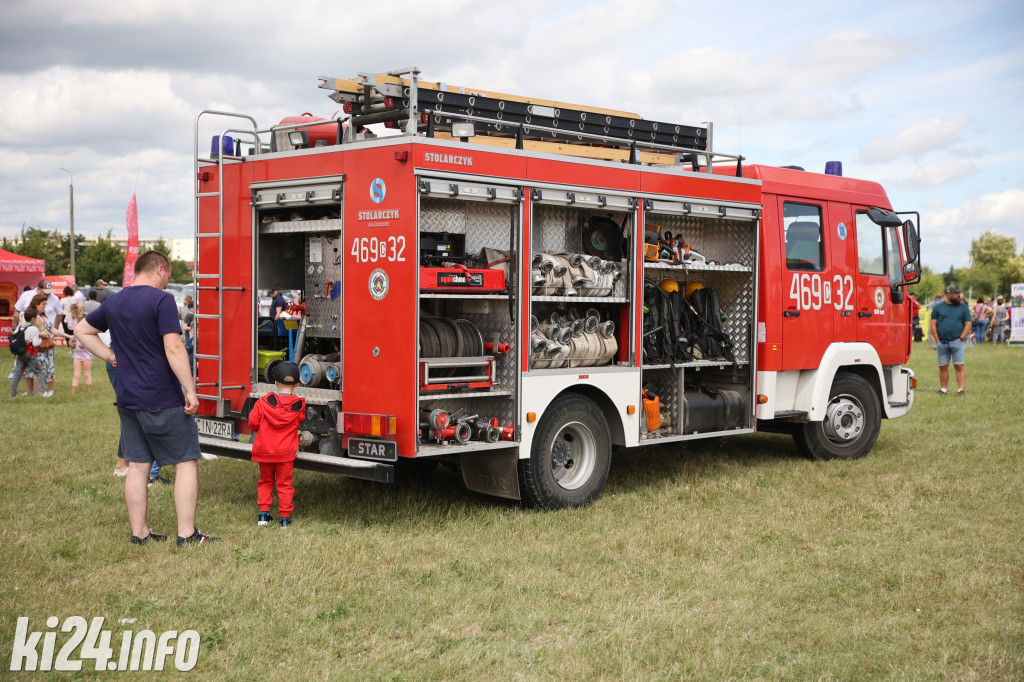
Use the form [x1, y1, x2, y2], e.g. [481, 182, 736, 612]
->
[518, 394, 611, 509]
[793, 372, 880, 461]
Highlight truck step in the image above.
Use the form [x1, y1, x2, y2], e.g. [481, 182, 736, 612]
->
[197, 436, 393, 483]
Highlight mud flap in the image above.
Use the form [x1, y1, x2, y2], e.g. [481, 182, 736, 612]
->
[461, 449, 521, 501]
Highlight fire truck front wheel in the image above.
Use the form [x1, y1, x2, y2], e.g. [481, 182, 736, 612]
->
[794, 372, 880, 461]
[518, 395, 612, 510]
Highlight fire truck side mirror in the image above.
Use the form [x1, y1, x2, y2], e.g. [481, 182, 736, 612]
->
[902, 219, 920, 263]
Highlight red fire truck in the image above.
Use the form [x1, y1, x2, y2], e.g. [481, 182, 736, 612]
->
[193, 68, 921, 509]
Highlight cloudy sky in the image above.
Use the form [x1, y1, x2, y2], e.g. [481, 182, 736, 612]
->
[1, 0, 1021, 271]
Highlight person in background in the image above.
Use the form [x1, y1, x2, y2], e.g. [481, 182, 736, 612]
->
[971, 297, 991, 344]
[8, 307, 44, 399]
[93, 279, 112, 303]
[66, 302, 93, 394]
[930, 284, 972, 396]
[991, 296, 1010, 344]
[83, 289, 101, 314]
[908, 292, 922, 342]
[29, 293, 71, 397]
[72, 283, 85, 306]
[61, 286, 76, 335]
[15, 280, 62, 330]
[182, 300, 195, 370]
[268, 289, 286, 319]
[178, 294, 193, 320]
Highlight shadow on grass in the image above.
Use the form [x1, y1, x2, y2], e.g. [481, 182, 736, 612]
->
[199, 430, 805, 526]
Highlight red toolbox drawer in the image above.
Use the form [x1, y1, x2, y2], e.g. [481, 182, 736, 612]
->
[420, 266, 505, 293]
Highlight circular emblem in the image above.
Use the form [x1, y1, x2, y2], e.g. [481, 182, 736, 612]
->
[369, 268, 389, 300]
[370, 178, 386, 204]
[874, 286, 885, 309]
[837, 222, 847, 240]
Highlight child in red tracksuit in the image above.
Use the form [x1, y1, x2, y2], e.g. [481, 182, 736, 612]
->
[248, 362, 306, 528]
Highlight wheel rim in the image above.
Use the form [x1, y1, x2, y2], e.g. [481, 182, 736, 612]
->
[821, 393, 865, 446]
[549, 421, 597, 490]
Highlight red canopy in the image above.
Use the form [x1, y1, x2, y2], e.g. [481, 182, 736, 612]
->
[0, 248, 45, 274]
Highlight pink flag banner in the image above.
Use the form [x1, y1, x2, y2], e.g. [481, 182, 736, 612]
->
[123, 193, 140, 286]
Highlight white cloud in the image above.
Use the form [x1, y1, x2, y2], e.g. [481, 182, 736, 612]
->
[892, 160, 981, 189]
[923, 189, 1024, 267]
[858, 116, 972, 163]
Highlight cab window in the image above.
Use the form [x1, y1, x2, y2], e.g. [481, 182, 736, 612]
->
[856, 212, 885, 275]
[886, 226, 903, 286]
[784, 202, 824, 272]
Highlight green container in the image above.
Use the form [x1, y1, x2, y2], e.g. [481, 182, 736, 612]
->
[257, 349, 286, 373]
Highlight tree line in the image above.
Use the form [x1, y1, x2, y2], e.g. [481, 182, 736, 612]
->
[909, 230, 1024, 301]
[2, 226, 191, 284]
[4, 225, 1022, 298]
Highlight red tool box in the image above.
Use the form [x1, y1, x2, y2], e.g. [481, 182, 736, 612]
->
[419, 265, 506, 293]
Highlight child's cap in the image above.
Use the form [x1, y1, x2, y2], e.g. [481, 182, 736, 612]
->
[274, 361, 301, 385]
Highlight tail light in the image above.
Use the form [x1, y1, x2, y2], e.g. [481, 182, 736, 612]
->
[343, 413, 396, 437]
[342, 101, 354, 114]
[384, 96, 395, 108]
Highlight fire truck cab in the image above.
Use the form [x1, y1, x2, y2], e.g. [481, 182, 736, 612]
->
[192, 68, 920, 509]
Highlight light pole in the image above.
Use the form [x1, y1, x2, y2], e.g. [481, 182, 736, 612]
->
[58, 167, 76, 279]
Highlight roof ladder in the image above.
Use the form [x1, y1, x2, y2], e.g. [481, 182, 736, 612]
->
[317, 68, 741, 169]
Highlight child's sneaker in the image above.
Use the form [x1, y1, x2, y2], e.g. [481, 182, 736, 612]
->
[279, 517, 292, 528]
[257, 512, 272, 526]
[176, 529, 220, 546]
[130, 530, 168, 545]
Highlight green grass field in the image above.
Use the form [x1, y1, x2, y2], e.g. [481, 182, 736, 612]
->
[2, 343, 1022, 679]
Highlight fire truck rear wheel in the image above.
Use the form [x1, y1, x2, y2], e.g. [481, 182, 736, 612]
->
[518, 394, 611, 509]
[794, 373, 880, 461]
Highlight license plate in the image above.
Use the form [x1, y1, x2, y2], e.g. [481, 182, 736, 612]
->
[348, 438, 397, 462]
[197, 417, 234, 440]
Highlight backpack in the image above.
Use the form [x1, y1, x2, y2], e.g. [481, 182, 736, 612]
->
[687, 287, 736, 363]
[642, 279, 696, 365]
[9, 324, 28, 355]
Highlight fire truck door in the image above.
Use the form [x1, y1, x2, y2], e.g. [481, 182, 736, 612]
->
[827, 202, 857, 343]
[853, 209, 907, 365]
[779, 198, 833, 369]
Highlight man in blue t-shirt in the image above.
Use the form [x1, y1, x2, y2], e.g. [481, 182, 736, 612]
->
[268, 289, 286, 319]
[76, 250, 219, 546]
[929, 284, 972, 396]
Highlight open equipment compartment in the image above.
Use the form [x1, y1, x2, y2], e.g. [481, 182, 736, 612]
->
[416, 179, 521, 453]
[640, 200, 758, 440]
[528, 191, 635, 370]
[252, 179, 344, 392]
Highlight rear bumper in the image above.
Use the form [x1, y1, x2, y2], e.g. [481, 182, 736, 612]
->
[198, 436, 394, 483]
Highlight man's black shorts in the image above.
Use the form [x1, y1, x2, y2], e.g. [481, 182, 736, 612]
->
[117, 406, 201, 466]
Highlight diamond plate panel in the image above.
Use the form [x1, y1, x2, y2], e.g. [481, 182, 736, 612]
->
[420, 197, 517, 259]
[417, 396, 516, 433]
[304, 228, 344, 339]
[646, 214, 755, 265]
[531, 204, 631, 255]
